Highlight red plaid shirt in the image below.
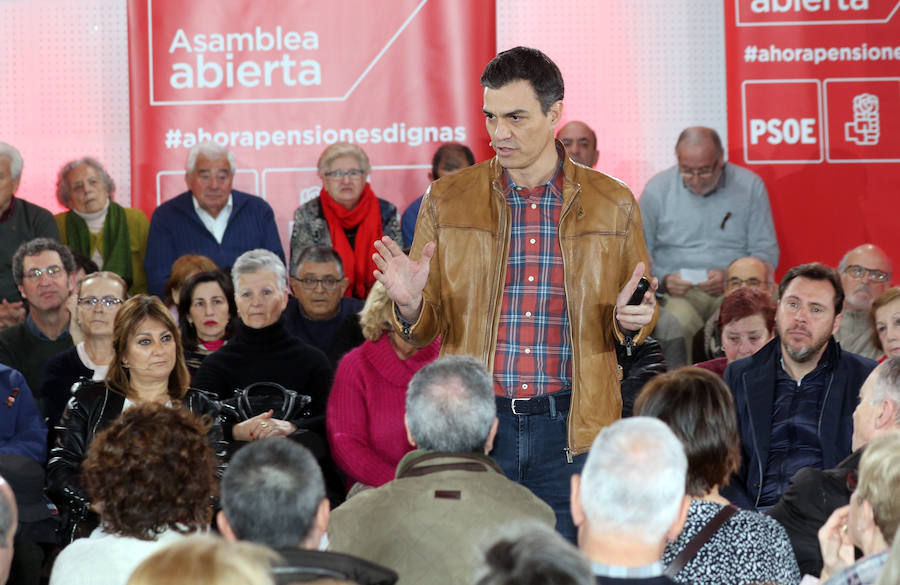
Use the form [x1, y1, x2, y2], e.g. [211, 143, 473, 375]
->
[493, 161, 572, 398]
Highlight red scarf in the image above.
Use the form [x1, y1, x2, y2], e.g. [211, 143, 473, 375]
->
[319, 184, 383, 299]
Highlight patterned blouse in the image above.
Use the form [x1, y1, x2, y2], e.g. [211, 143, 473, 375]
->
[663, 499, 801, 585]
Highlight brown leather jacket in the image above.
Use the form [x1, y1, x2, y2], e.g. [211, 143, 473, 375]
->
[394, 146, 656, 455]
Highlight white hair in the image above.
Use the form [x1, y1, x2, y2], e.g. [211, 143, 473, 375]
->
[231, 249, 287, 294]
[0, 142, 24, 181]
[580, 417, 687, 544]
[185, 141, 235, 175]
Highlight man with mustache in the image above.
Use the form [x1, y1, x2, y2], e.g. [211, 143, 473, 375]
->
[723, 263, 877, 511]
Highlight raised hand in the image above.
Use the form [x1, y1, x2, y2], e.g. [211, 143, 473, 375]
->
[615, 262, 658, 334]
[372, 236, 435, 323]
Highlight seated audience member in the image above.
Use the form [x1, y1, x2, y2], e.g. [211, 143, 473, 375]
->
[635, 367, 801, 585]
[0, 239, 75, 415]
[724, 263, 877, 510]
[694, 287, 776, 378]
[145, 141, 285, 297]
[815, 431, 900, 584]
[1, 365, 45, 465]
[835, 244, 892, 360]
[190, 250, 336, 489]
[283, 245, 365, 367]
[163, 254, 218, 318]
[0, 474, 15, 585]
[771, 358, 900, 576]
[327, 355, 555, 585]
[571, 417, 690, 585]
[217, 439, 397, 585]
[0, 142, 60, 331]
[871, 287, 900, 360]
[327, 282, 440, 490]
[290, 143, 401, 299]
[177, 270, 236, 378]
[640, 127, 779, 362]
[474, 522, 594, 585]
[127, 535, 279, 585]
[47, 295, 225, 542]
[696, 256, 775, 362]
[54, 157, 150, 294]
[557, 120, 599, 168]
[400, 142, 475, 247]
[42, 271, 127, 427]
[617, 336, 667, 418]
[49, 404, 219, 585]
[63, 251, 100, 345]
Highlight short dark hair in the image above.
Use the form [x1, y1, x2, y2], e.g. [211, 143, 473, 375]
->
[12, 238, 76, 286]
[718, 286, 776, 334]
[82, 403, 217, 539]
[480, 47, 564, 114]
[431, 143, 475, 180]
[177, 270, 237, 352]
[779, 262, 844, 315]
[220, 439, 325, 548]
[634, 367, 741, 497]
[292, 245, 345, 279]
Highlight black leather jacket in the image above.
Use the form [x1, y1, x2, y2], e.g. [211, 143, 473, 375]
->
[616, 335, 667, 418]
[46, 380, 227, 541]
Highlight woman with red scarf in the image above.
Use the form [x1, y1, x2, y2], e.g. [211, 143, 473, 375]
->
[290, 143, 402, 300]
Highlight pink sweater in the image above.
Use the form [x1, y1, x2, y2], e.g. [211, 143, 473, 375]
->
[326, 334, 441, 488]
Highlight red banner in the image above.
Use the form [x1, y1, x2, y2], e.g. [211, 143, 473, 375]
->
[127, 0, 495, 257]
[725, 0, 900, 276]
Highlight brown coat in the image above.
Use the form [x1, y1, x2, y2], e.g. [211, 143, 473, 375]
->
[394, 147, 655, 454]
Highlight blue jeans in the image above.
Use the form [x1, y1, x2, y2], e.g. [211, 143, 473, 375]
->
[490, 395, 586, 544]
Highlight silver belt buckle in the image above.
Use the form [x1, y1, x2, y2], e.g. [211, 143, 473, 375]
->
[511, 398, 529, 415]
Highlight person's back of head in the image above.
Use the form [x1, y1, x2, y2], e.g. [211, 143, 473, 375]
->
[575, 417, 688, 547]
[404, 355, 496, 453]
[475, 522, 593, 585]
[219, 438, 327, 550]
[127, 534, 278, 585]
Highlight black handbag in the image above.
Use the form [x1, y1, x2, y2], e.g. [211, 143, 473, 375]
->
[220, 381, 311, 422]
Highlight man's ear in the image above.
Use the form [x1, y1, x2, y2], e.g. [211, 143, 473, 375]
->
[216, 510, 237, 542]
[831, 312, 843, 336]
[548, 100, 563, 129]
[875, 398, 897, 432]
[570, 474, 585, 529]
[404, 414, 417, 448]
[484, 417, 499, 454]
[666, 496, 692, 542]
[302, 498, 331, 549]
[338, 277, 350, 297]
[17, 284, 26, 301]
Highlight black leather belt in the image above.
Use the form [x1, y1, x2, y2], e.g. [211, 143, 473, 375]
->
[496, 391, 571, 416]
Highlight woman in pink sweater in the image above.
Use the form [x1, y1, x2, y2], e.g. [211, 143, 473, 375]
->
[326, 281, 440, 490]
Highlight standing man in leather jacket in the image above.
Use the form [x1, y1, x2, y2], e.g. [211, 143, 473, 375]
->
[372, 46, 657, 542]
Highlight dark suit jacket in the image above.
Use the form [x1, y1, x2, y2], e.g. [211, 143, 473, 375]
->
[722, 337, 875, 509]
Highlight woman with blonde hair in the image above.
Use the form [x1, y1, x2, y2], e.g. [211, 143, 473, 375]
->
[47, 295, 225, 542]
[289, 142, 401, 299]
[327, 281, 440, 490]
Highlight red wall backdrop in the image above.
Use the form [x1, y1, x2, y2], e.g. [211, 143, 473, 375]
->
[725, 0, 900, 277]
[127, 0, 495, 257]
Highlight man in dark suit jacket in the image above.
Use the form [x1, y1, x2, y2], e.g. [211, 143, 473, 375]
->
[144, 141, 284, 297]
[769, 357, 900, 575]
[723, 263, 876, 511]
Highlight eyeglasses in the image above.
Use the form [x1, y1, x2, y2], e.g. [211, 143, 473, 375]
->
[323, 169, 365, 179]
[844, 265, 890, 282]
[292, 276, 342, 291]
[728, 277, 765, 289]
[24, 265, 65, 280]
[679, 166, 718, 179]
[77, 296, 124, 308]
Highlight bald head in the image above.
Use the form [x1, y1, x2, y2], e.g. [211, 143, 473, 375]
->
[839, 244, 892, 312]
[727, 256, 774, 295]
[557, 121, 599, 167]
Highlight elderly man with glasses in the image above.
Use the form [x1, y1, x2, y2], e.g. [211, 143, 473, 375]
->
[834, 243, 893, 360]
[283, 245, 365, 368]
[0, 238, 76, 417]
[640, 127, 779, 362]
